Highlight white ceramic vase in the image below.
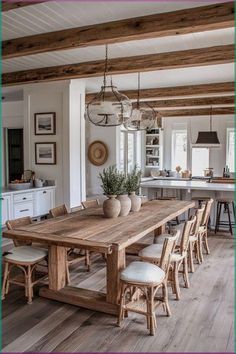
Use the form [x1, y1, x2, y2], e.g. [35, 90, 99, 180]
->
[129, 192, 142, 212]
[117, 194, 131, 217]
[103, 195, 121, 218]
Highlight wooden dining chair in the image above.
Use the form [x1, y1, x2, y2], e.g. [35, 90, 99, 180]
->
[198, 198, 214, 262]
[49, 204, 69, 218]
[139, 217, 195, 300]
[2, 217, 48, 304]
[188, 206, 205, 273]
[117, 233, 178, 336]
[81, 199, 99, 209]
[49, 205, 90, 283]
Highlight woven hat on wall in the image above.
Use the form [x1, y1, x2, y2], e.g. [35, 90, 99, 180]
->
[88, 140, 108, 166]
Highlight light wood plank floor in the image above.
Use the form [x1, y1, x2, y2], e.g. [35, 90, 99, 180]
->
[2, 235, 234, 353]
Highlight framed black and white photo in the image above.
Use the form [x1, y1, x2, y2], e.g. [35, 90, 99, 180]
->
[35, 142, 56, 165]
[34, 112, 56, 135]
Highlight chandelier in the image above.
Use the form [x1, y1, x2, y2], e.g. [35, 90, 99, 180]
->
[124, 73, 158, 131]
[86, 45, 132, 127]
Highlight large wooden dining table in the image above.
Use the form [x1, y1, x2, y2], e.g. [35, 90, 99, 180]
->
[3, 200, 194, 315]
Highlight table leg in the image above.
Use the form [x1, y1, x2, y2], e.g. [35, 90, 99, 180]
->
[106, 246, 126, 304]
[153, 224, 166, 243]
[48, 245, 67, 290]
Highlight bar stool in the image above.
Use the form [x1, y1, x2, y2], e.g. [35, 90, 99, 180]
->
[215, 198, 235, 235]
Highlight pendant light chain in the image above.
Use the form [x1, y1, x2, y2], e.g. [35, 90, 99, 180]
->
[103, 44, 108, 88]
[137, 72, 140, 109]
[210, 105, 213, 131]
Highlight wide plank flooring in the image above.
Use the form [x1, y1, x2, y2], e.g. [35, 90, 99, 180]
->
[2, 235, 234, 353]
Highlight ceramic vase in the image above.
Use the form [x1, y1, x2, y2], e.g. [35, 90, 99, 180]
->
[129, 192, 142, 212]
[117, 194, 131, 216]
[103, 195, 121, 218]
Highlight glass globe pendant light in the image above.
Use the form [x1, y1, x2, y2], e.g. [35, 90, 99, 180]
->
[86, 45, 132, 127]
[124, 73, 158, 131]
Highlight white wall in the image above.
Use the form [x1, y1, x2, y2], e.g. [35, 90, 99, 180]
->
[86, 123, 118, 196]
[162, 115, 234, 176]
[23, 80, 86, 206]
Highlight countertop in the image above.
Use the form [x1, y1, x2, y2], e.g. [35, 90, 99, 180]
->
[1, 185, 56, 195]
[140, 179, 235, 192]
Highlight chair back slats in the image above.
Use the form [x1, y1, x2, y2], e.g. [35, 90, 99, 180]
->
[201, 198, 214, 226]
[180, 216, 196, 255]
[49, 204, 69, 218]
[81, 199, 99, 209]
[192, 206, 205, 236]
[6, 217, 32, 246]
[160, 230, 180, 273]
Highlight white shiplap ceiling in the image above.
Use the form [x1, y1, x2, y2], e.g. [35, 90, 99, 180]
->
[2, 0, 222, 40]
[2, 0, 234, 99]
[3, 28, 234, 73]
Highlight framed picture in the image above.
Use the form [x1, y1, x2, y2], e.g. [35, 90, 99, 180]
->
[34, 112, 56, 135]
[35, 142, 56, 165]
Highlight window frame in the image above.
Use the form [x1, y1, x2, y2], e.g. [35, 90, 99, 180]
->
[119, 128, 138, 174]
[226, 127, 235, 173]
[171, 128, 188, 171]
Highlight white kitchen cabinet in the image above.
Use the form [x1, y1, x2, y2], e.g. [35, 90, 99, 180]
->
[1, 194, 12, 226]
[13, 201, 34, 219]
[1, 187, 56, 226]
[35, 189, 54, 216]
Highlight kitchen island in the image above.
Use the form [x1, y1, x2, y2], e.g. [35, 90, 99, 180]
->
[141, 179, 234, 227]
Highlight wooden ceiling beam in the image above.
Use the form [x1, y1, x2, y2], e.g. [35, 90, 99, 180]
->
[2, 2, 234, 59]
[157, 107, 234, 117]
[87, 82, 234, 102]
[2, 44, 234, 86]
[138, 96, 234, 109]
[2, 1, 45, 12]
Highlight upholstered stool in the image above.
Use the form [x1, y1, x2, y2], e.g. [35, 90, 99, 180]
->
[215, 198, 235, 235]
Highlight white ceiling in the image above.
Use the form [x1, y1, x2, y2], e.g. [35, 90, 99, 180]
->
[3, 28, 234, 73]
[2, 1, 223, 40]
[2, 0, 234, 101]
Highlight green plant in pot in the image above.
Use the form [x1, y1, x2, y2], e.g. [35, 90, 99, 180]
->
[99, 166, 124, 218]
[126, 165, 142, 212]
[116, 173, 132, 217]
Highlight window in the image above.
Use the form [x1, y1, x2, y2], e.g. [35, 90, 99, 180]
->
[171, 129, 187, 171]
[119, 129, 140, 174]
[226, 128, 235, 172]
[192, 148, 210, 176]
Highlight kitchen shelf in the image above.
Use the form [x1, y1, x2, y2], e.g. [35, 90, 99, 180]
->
[146, 145, 160, 148]
[146, 134, 159, 137]
[146, 155, 159, 158]
[146, 165, 160, 168]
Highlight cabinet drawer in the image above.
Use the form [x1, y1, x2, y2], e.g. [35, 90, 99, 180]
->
[13, 193, 33, 203]
[35, 189, 53, 216]
[14, 201, 34, 218]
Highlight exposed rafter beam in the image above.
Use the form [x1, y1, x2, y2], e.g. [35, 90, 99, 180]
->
[157, 107, 234, 117]
[2, 1, 45, 12]
[138, 96, 234, 109]
[2, 45, 233, 86]
[86, 82, 234, 102]
[2, 2, 234, 59]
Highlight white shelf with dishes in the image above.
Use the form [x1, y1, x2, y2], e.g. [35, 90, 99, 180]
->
[145, 128, 163, 172]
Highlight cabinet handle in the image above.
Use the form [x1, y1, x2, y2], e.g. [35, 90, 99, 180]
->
[20, 209, 29, 212]
[23, 197, 27, 200]
[43, 191, 47, 194]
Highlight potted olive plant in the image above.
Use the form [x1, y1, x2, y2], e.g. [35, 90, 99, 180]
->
[116, 174, 131, 217]
[126, 166, 142, 212]
[99, 166, 124, 218]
